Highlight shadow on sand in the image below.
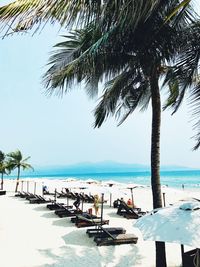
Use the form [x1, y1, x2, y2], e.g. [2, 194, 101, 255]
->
[37, 237, 142, 267]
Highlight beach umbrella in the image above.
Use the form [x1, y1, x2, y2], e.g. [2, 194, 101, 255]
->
[65, 178, 77, 182]
[85, 178, 99, 184]
[126, 184, 145, 206]
[102, 180, 122, 186]
[135, 200, 200, 266]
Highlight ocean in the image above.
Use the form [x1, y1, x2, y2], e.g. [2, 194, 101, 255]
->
[6, 169, 200, 189]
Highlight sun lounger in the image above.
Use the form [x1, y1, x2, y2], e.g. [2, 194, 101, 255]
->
[46, 202, 73, 210]
[94, 233, 138, 246]
[15, 192, 32, 198]
[93, 226, 138, 246]
[117, 201, 146, 219]
[123, 210, 147, 219]
[55, 208, 82, 218]
[86, 227, 126, 238]
[15, 191, 26, 197]
[0, 190, 6, 195]
[74, 214, 109, 228]
[26, 193, 37, 200]
[183, 249, 199, 267]
[71, 212, 98, 223]
[29, 195, 52, 204]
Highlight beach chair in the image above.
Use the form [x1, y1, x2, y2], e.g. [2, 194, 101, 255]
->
[46, 202, 73, 210]
[26, 193, 37, 200]
[16, 192, 32, 198]
[0, 190, 6, 195]
[29, 195, 52, 204]
[73, 213, 109, 228]
[117, 201, 146, 219]
[183, 249, 200, 267]
[86, 227, 126, 238]
[84, 194, 95, 203]
[93, 225, 138, 246]
[71, 212, 97, 223]
[55, 207, 82, 218]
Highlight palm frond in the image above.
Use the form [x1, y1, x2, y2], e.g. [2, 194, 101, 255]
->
[94, 68, 151, 127]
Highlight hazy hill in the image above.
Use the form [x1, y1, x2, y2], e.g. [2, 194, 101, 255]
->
[19, 161, 190, 176]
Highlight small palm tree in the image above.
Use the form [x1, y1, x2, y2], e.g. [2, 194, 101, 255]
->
[7, 150, 33, 192]
[0, 151, 8, 190]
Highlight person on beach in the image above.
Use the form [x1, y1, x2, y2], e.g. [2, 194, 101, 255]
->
[117, 198, 127, 214]
[43, 185, 49, 195]
[73, 194, 81, 210]
[93, 194, 100, 215]
[127, 198, 133, 207]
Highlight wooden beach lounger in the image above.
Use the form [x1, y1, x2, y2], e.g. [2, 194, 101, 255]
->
[86, 227, 126, 238]
[55, 208, 82, 218]
[117, 201, 146, 219]
[15, 192, 33, 198]
[71, 212, 98, 223]
[74, 214, 109, 228]
[0, 190, 6, 195]
[93, 226, 138, 246]
[29, 195, 52, 204]
[46, 202, 73, 210]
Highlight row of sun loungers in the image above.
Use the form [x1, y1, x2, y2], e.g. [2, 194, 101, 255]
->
[56, 190, 95, 203]
[15, 191, 53, 204]
[14, 192, 139, 246]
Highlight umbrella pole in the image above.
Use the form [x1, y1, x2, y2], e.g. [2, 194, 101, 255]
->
[162, 192, 166, 207]
[21, 181, 23, 192]
[27, 181, 29, 193]
[54, 189, 57, 203]
[34, 182, 36, 195]
[130, 188, 134, 206]
[181, 244, 184, 267]
[110, 193, 112, 207]
[196, 248, 200, 267]
[101, 193, 104, 225]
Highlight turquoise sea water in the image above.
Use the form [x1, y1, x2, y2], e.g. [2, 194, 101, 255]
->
[7, 169, 200, 189]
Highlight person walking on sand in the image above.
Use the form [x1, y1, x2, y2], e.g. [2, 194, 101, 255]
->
[93, 194, 100, 215]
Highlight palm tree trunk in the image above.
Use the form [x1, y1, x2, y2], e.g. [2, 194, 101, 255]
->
[1, 173, 3, 190]
[150, 67, 167, 267]
[15, 166, 20, 192]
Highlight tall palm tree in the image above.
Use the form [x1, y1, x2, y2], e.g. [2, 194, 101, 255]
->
[7, 150, 33, 192]
[0, 1, 197, 266]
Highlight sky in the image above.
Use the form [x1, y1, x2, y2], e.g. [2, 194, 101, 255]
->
[0, 1, 200, 169]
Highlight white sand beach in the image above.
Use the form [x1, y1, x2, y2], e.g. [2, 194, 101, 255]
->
[0, 179, 198, 267]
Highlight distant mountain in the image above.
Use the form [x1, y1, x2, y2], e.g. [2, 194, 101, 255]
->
[19, 161, 190, 176]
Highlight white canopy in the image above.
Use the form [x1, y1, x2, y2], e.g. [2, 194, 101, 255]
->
[135, 200, 200, 248]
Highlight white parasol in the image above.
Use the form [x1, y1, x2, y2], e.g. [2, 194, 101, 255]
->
[135, 200, 200, 266]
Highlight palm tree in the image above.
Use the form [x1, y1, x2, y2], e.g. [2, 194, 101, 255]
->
[0, 151, 8, 190]
[0, 1, 197, 266]
[7, 150, 33, 192]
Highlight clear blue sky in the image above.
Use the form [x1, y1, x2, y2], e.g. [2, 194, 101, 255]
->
[0, 1, 200, 169]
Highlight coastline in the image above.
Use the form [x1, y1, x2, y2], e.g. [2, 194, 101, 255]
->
[4, 167, 200, 189]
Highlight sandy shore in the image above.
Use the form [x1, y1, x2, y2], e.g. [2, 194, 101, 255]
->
[0, 179, 198, 267]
